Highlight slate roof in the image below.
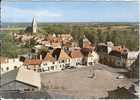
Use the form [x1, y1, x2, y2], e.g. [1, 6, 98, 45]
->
[1, 67, 41, 89]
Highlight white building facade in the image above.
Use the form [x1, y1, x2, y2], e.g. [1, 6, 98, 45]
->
[1, 58, 23, 74]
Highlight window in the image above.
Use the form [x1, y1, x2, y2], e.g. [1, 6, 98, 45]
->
[67, 59, 70, 62]
[51, 66, 54, 70]
[43, 63, 47, 66]
[14, 66, 17, 69]
[6, 67, 9, 71]
[62, 60, 64, 63]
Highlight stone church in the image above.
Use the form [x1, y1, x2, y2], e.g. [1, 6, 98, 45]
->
[25, 17, 38, 33]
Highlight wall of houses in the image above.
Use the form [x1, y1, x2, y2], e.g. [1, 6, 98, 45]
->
[41, 61, 62, 73]
[59, 59, 70, 67]
[99, 53, 126, 68]
[23, 65, 41, 72]
[70, 58, 82, 67]
[0, 81, 38, 91]
[126, 59, 136, 70]
[87, 56, 95, 66]
[1, 59, 23, 74]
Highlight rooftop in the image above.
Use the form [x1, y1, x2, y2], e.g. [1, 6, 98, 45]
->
[24, 59, 42, 65]
[1, 67, 41, 89]
[70, 49, 82, 58]
[44, 52, 55, 62]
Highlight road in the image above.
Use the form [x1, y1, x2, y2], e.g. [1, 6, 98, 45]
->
[93, 63, 128, 73]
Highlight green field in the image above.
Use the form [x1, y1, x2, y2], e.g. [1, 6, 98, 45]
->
[0, 32, 29, 58]
[0, 22, 139, 57]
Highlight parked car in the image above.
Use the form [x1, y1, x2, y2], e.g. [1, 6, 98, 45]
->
[116, 75, 125, 79]
[67, 66, 76, 69]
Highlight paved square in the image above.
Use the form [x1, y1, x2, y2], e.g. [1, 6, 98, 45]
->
[41, 64, 133, 98]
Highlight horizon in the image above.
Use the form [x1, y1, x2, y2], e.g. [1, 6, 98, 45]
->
[1, 1, 139, 23]
[2, 21, 139, 23]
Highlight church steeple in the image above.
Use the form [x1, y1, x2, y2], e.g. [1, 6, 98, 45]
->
[32, 17, 37, 33]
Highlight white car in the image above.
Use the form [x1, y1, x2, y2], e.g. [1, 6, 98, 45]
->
[116, 75, 125, 79]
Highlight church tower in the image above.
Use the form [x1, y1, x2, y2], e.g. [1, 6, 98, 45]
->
[32, 17, 37, 33]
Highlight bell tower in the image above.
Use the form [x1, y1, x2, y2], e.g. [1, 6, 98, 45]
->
[32, 17, 37, 33]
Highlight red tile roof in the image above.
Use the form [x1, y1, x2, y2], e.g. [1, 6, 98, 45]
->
[83, 41, 93, 49]
[24, 59, 42, 65]
[58, 50, 71, 60]
[112, 46, 128, 53]
[70, 49, 82, 58]
[44, 53, 55, 62]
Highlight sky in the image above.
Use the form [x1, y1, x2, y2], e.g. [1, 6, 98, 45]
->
[1, 1, 139, 22]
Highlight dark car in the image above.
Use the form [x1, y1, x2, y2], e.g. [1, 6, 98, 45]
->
[67, 66, 76, 69]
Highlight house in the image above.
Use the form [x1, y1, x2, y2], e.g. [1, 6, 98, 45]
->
[52, 48, 71, 69]
[97, 44, 128, 68]
[81, 48, 99, 66]
[96, 42, 112, 54]
[88, 51, 99, 64]
[23, 59, 42, 72]
[126, 51, 139, 70]
[0, 57, 23, 74]
[82, 35, 93, 49]
[86, 51, 99, 66]
[41, 52, 62, 73]
[129, 53, 139, 78]
[108, 50, 127, 67]
[69, 49, 83, 67]
[59, 34, 73, 41]
[0, 67, 41, 91]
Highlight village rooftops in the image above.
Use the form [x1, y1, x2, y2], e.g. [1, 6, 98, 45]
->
[24, 59, 42, 65]
[112, 45, 128, 53]
[97, 43, 107, 46]
[0, 57, 7, 64]
[58, 49, 71, 60]
[44, 52, 55, 62]
[109, 50, 127, 58]
[52, 48, 70, 60]
[83, 39, 93, 49]
[70, 49, 82, 58]
[1, 67, 41, 89]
